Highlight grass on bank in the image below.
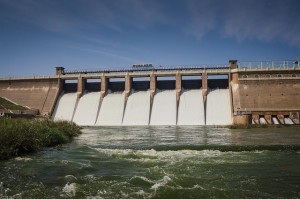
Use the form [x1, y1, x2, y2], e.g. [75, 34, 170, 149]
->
[0, 97, 28, 110]
[228, 124, 269, 129]
[0, 118, 81, 160]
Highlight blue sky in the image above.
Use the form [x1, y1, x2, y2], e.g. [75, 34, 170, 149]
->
[1, 0, 300, 77]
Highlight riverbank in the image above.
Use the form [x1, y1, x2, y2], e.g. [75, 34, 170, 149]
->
[0, 118, 81, 160]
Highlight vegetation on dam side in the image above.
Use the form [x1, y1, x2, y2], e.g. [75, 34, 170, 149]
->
[0, 118, 81, 160]
[0, 97, 28, 110]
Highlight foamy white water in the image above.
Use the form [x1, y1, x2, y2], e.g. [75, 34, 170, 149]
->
[284, 118, 294, 124]
[122, 91, 150, 125]
[150, 90, 176, 125]
[272, 116, 280, 124]
[177, 89, 205, 125]
[72, 92, 100, 125]
[96, 92, 125, 125]
[206, 89, 232, 125]
[52, 92, 77, 121]
[259, 117, 267, 124]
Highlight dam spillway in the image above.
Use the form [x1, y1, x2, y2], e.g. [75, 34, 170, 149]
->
[122, 91, 150, 125]
[52, 92, 77, 121]
[52, 88, 232, 126]
[177, 89, 205, 125]
[149, 90, 177, 125]
[206, 89, 232, 125]
[72, 92, 100, 126]
[1, 60, 300, 125]
[96, 92, 125, 126]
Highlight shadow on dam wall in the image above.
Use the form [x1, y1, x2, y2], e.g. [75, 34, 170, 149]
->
[63, 79, 228, 92]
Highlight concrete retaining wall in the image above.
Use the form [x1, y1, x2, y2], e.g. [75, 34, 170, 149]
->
[0, 78, 60, 116]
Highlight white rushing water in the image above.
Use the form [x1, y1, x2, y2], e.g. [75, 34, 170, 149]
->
[177, 89, 205, 125]
[122, 91, 150, 125]
[284, 118, 294, 124]
[52, 92, 77, 121]
[72, 92, 100, 125]
[272, 116, 280, 124]
[96, 91, 125, 126]
[150, 90, 176, 125]
[259, 117, 267, 124]
[206, 89, 232, 125]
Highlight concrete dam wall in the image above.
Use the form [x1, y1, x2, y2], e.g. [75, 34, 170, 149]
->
[0, 77, 60, 116]
[0, 60, 299, 125]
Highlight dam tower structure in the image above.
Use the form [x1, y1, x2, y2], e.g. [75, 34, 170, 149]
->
[0, 60, 299, 125]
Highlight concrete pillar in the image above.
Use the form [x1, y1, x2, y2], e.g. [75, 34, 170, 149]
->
[289, 112, 299, 124]
[100, 76, 108, 100]
[49, 77, 65, 117]
[202, 71, 208, 101]
[77, 76, 86, 99]
[175, 72, 181, 124]
[58, 78, 65, 92]
[231, 73, 239, 84]
[202, 71, 208, 124]
[176, 72, 181, 105]
[55, 67, 65, 75]
[150, 74, 156, 106]
[125, 74, 132, 101]
[277, 115, 285, 124]
[252, 114, 259, 124]
[264, 115, 272, 124]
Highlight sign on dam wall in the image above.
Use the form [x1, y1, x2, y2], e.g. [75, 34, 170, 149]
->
[1, 60, 300, 125]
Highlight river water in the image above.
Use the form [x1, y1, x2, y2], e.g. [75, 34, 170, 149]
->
[1, 126, 300, 198]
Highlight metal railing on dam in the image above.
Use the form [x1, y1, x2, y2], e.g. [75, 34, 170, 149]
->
[63, 64, 229, 75]
[238, 60, 300, 70]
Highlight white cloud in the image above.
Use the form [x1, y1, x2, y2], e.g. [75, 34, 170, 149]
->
[1, 0, 300, 47]
[183, 0, 220, 39]
[183, 0, 300, 47]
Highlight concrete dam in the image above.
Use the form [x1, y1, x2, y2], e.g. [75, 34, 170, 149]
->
[0, 60, 299, 125]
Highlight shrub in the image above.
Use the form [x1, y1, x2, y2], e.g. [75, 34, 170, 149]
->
[0, 118, 81, 160]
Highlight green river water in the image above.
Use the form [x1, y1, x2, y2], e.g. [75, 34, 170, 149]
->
[1, 126, 300, 198]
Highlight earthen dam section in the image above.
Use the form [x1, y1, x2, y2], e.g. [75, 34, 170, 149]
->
[0, 60, 299, 125]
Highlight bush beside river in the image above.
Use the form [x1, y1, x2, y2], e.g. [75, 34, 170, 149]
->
[0, 118, 81, 160]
